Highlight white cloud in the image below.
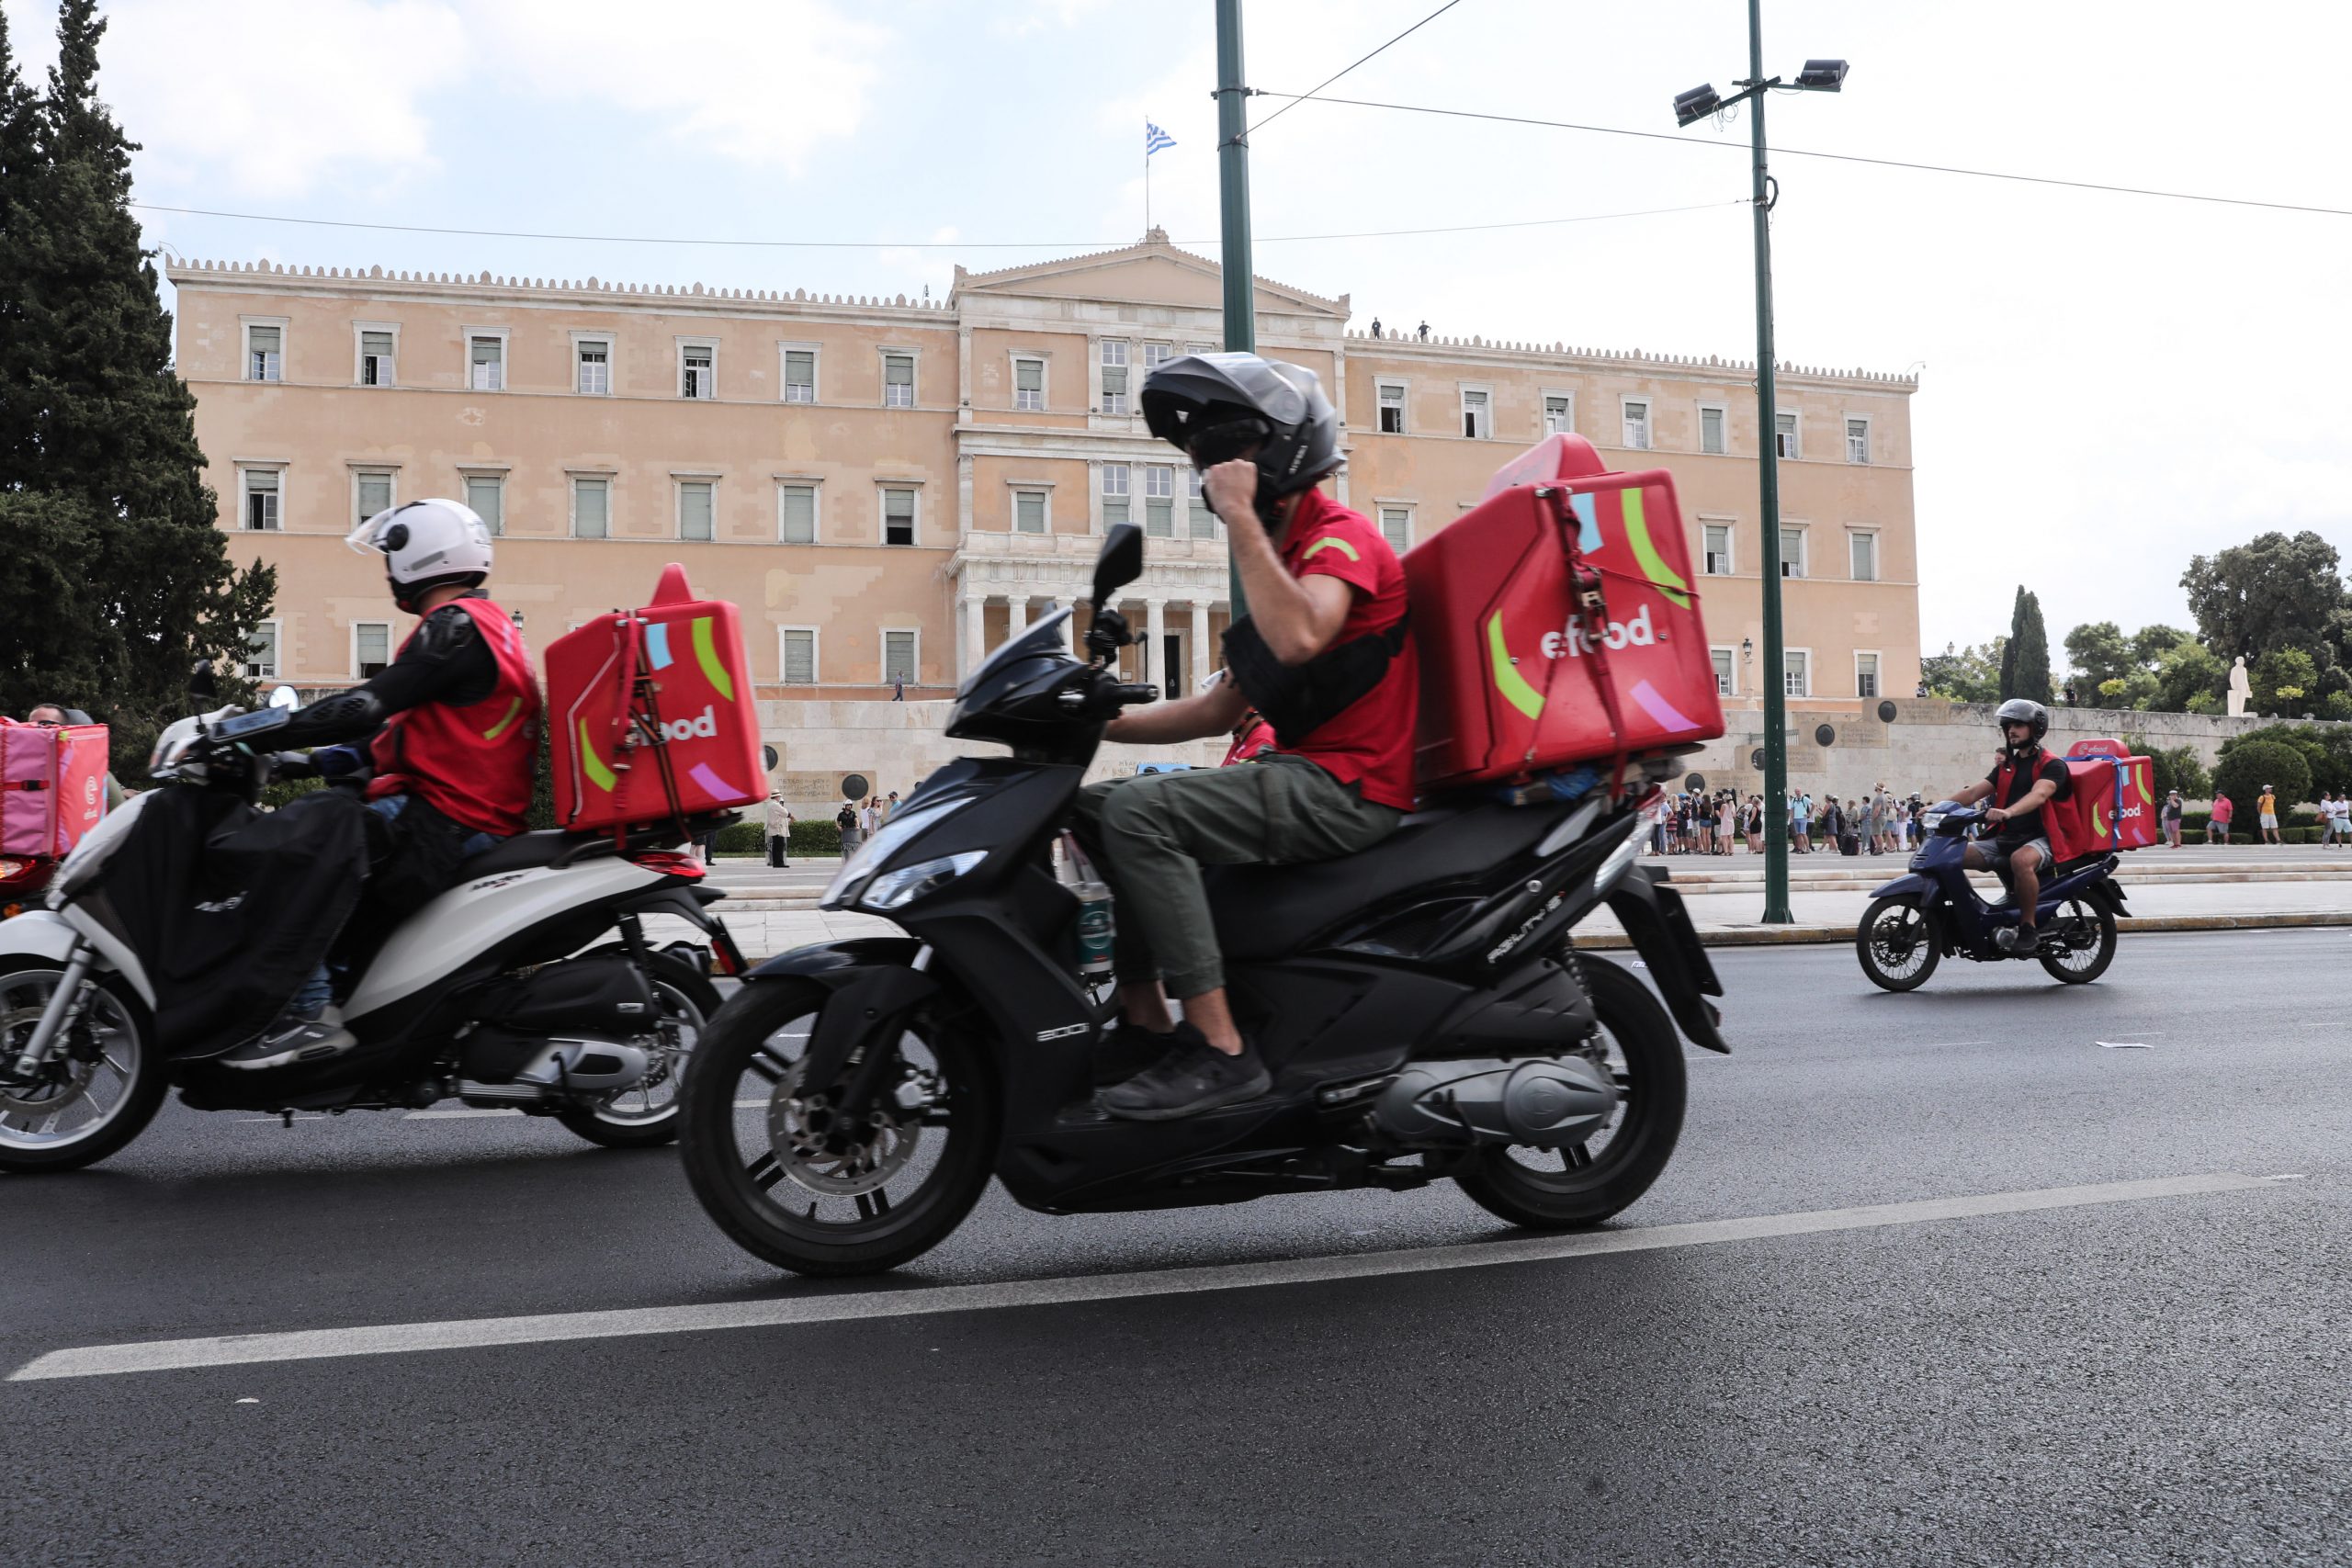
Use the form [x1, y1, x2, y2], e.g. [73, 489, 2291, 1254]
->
[474, 0, 888, 175]
[4, 0, 467, 198]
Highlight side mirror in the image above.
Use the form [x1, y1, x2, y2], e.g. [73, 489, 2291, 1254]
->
[187, 659, 220, 703]
[1092, 522, 1145, 606]
[266, 684, 300, 711]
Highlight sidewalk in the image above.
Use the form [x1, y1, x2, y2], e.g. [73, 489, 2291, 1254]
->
[673, 847, 2352, 961]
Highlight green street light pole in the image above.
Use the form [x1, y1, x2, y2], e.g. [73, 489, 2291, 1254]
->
[1745, 0, 1792, 924]
[1214, 0, 1251, 616]
[1673, 10, 1846, 924]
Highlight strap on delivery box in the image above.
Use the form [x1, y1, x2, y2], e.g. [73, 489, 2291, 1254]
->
[561, 609, 695, 846]
[1532, 484, 1635, 801]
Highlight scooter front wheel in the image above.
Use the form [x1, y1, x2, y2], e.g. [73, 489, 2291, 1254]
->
[0, 964, 167, 1174]
[678, 975, 999, 1277]
[1856, 895, 1940, 992]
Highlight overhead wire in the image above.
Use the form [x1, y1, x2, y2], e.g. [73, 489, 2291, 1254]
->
[1239, 0, 1467, 140]
[1248, 92, 2352, 220]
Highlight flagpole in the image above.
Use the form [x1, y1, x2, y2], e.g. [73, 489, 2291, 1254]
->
[1144, 120, 1152, 233]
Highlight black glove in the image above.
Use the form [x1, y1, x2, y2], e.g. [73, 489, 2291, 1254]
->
[1084, 606, 1132, 660]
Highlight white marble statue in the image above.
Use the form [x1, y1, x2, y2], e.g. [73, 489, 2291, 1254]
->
[2227, 655, 2252, 717]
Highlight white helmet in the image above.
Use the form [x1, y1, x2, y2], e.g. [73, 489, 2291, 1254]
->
[346, 499, 494, 612]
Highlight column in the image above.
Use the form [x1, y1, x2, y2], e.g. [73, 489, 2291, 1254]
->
[1049, 596, 1071, 650]
[1191, 601, 1213, 690]
[1147, 599, 1168, 694]
[1010, 593, 1031, 637]
[963, 594, 987, 677]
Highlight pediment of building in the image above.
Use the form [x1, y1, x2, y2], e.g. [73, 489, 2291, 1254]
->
[952, 231, 1346, 319]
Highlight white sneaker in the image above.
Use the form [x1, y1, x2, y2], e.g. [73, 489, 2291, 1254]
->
[220, 1006, 357, 1071]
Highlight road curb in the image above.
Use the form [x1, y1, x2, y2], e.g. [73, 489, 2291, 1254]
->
[1574, 910, 2352, 950]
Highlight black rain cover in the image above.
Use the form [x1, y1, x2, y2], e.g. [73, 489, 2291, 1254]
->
[89, 786, 371, 1058]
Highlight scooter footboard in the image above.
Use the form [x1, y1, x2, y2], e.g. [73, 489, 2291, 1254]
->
[1603, 867, 1729, 1054]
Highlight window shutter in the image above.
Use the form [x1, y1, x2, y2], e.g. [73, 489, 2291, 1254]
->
[780, 485, 815, 543]
[681, 481, 714, 540]
[465, 476, 503, 533]
[1381, 508, 1410, 553]
[884, 631, 916, 684]
[1015, 491, 1046, 533]
[357, 473, 392, 522]
[784, 630, 815, 683]
[575, 479, 608, 537]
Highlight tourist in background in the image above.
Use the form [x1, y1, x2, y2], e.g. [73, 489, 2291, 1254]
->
[765, 793, 792, 868]
[2161, 790, 2184, 849]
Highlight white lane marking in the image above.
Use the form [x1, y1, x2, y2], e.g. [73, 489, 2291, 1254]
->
[7, 1173, 2268, 1382]
[405, 1108, 522, 1120]
[2096, 1041, 2154, 1050]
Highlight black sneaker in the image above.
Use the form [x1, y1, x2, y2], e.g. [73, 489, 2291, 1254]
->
[1098, 1030, 1272, 1122]
[219, 1009, 357, 1071]
[1093, 1021, 1181, 1087]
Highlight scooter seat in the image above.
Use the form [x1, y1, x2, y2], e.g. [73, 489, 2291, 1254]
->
[459, 829, 609, 877]
[1204, 802, 1571, 961]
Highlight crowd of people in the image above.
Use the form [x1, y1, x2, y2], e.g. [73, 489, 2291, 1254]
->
[1647, 784, 1933, 858]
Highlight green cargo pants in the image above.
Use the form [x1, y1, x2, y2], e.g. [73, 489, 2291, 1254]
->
[1074, 753, 1404, 999]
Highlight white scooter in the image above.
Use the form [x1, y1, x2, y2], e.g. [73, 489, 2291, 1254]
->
[0, 682, 745, 1173]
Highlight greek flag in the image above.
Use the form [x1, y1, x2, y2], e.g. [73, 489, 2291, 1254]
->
[1145, 120, 1176, 156]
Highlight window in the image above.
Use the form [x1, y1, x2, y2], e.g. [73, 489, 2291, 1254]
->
[245, 323, 282, 382]
[780, 628, 818, 685]
[882, 352, 914, 409]
[1703, 523, 1733, 575]
[679, 480, 715, 541]
[1102, 464, 1129, 528]
[1377, 381, 1406, 434]
[779, 483, 816, 544]
[1379, 507, 1411, 555]
[1544, 394, 1573, 435]
[1622, 399, 1652, 450]
[1712, 648, 1735, 696]
[1144, 466, 1174, 537]
[1856, 651, 1881, 699]
[1014, 490, 1047, 534]
[355, 470, 393, 526]
[1461, 387, 1490, 439]
[1783, 650, 1810, 698]
[1849, 530, 1879, 582]
[356, 622, 392, 679]
[571, 476, 610, 538]
[358, 329, 394, 387]
[1142, 342, 1173, 373]
[1013, 355, 1044, 412]
[1779, 526, 1806, 579]
[783, 347, 816, 403]
[469, 334, 503, 391]
[681, 343, 715, 400]
[1099, 339, 1129, 414]
[245, 620, 279, 681]
[1775, 410, 1799, 458]
[1186, 342, 1216, 356]
[1188, 468, 1215, 538]
[576, 338, 610, 395]
[464, 474, 503, 536]
[882, 487, 916, 546]
[1700, 404, 1726, 455]
[1846, 416, 1871, 465]
[882, 630, 918, 685]
[242, 468, 280, 531]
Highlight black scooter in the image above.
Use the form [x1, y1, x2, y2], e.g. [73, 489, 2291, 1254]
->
[678, 525, 1729, 1276]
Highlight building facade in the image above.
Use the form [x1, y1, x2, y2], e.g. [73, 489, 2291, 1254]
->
[166, 233, 1918, 793]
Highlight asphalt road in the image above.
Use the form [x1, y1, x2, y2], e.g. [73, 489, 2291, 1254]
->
[6, 929, 2347, 1566]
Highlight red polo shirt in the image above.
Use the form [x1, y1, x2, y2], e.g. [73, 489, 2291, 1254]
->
[1261, 487, 1419, 810]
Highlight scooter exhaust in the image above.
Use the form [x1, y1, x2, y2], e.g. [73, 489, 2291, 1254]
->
[1371, 1057, 1619, 1149]
[459, 1038, 651, 1103]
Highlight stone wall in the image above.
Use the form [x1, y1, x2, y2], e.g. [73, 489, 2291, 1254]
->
[757, 698, 1228, 808]
[1677, 699, 2335, 807]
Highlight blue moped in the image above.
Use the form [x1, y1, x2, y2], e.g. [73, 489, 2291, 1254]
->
[1855, 802, 2126, 991]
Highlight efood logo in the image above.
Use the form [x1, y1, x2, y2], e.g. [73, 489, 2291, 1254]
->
[660, 705, 720, 742]
[1541, 604, 1657, 660]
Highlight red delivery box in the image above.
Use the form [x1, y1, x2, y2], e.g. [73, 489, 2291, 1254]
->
[1406, 434, 1724, 791]
[545, 565, 764, 833]
[1, 721, 109, 859]
[2059, 739, 2158, 852]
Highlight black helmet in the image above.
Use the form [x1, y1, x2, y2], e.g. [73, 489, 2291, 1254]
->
[1141, 353, 1341, 518]
[1995, 697, 2048, 752]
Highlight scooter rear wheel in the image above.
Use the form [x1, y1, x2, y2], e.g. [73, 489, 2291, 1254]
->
[2037, 897, 2118, 984]
[1856, 895, 1941, 992]
[0, 964, 166, 1175]
[1453, 955, 1686, 1230]
[679, 975, 998, 1277]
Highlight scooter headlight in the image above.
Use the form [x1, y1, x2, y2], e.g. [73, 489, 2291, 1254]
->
[859, 852, 988, 912]
[1920, 812, 1945, 832]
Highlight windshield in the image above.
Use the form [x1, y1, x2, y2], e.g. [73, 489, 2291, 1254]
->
[956, 607, 1073, 699]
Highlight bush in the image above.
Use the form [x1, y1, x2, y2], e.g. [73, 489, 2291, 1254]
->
[2211, 739, 2311, 834]
[789, 818, 842, 855]
[2127, 738, 2209, 801]
[712, 822, 764, 856]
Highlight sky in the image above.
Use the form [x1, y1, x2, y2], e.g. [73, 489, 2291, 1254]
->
[7, 0, 2349, 659]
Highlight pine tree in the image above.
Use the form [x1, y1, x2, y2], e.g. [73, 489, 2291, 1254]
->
[1999, 587, 2026, 700]
[0, 0, 273, 747]
[0, 5, 42, 480]
[2012, 591, 2055, 705]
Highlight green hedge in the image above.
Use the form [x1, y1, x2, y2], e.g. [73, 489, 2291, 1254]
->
[789, 819, 842, 854]
[707, 818, 847, 857]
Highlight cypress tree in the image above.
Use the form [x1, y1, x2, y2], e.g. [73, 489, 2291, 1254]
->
[0, 0, 273, 748]
[0, 5, 41, 479]
[1999, 587, 2026, 700]
[2013, 591, 2055, 706]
